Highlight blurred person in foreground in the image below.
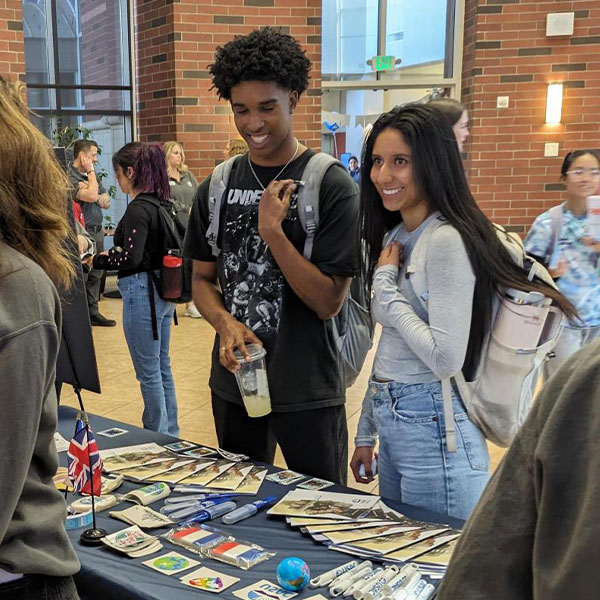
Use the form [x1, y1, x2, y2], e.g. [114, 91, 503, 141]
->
[437, 339, 600, 600]
[0, 76, 80, 599]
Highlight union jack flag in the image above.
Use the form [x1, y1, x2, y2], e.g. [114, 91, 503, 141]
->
[67, 416, 103, 496]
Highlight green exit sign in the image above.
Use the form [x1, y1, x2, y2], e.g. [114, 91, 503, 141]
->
[372, 55, 396, 71]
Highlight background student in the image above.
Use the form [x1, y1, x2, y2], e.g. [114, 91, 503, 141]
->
[94, 142, 179, 436]
[164, 141, 201, 319]
[524, 149, 600, 378]
[427, 97, 470, 153]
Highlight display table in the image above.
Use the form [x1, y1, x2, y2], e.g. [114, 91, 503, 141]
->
[57, 406, 463, 600]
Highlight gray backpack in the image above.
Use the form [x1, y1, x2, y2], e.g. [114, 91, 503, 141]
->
[399, 216, 563, 451]
[205, 153, 373, 388]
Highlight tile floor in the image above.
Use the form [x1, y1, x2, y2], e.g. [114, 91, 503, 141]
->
[60, 276, 506, 494]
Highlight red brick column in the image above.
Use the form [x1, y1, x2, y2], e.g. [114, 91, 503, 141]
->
[462, 0, 600, 234]
[0, 0, 25, 80]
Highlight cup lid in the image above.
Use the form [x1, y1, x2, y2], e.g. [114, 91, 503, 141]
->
[233, 343, 266, 362]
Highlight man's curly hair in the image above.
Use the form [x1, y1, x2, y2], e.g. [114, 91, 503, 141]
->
[209, 28, 311, 100]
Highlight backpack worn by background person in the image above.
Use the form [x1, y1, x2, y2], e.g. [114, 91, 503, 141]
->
[402, 216, 564, 451]
[205, 153, 374, 388]
[136, 195, 192, 340]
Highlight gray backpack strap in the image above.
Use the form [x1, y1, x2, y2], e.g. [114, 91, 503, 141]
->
[297, 153, 341, 260]
[546, 204, 564, 268]
[206, 155, 241, 257]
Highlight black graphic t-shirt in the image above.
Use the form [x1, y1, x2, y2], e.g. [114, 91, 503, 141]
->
[184, 149, 360, 412]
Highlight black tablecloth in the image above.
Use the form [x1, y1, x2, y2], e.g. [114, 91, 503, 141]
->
[57, 406, 463, 600]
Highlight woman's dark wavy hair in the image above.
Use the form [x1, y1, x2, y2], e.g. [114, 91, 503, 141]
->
[559, 149, 600, 179]
[209, 27, 311, 100]
[112, 142, 170, 202]
[359, 104, 576, 377]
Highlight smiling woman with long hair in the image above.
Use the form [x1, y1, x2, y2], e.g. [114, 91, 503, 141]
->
[350, 103, 575, 520]
[0, 76, 80, 599]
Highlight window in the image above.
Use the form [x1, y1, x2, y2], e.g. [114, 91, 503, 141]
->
[322, 0, 458, 82]
[23, 0, 134, 223]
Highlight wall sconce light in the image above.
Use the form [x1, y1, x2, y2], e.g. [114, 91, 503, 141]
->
[546, 83, 563, 124]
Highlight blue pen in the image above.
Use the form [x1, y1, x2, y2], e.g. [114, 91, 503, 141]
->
[165, 493, 233, 505]
[184, 501, 237, 523]
[160, 497, 232, 517]
[221, 496, 277, 524]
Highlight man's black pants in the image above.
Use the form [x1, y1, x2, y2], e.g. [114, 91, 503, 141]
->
[211, 394, 348, 485]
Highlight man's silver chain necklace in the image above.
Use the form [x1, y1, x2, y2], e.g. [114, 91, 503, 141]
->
[247, 139, 300, 191]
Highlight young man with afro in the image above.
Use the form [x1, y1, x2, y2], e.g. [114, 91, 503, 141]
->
[183, 28, 359, 484]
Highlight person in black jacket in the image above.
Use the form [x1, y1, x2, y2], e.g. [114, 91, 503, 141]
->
[93, 142, 179, 436]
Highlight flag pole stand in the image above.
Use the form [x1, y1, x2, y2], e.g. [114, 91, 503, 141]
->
[77, 399, 106, 546]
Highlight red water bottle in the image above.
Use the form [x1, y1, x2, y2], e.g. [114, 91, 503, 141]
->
[161, 254, 183, 299]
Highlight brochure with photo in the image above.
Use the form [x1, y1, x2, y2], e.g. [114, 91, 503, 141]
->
[178, 459, 234, 486]
[100, 443, 174, 472]
[389, 532, 461, 564]
[117, 457, 194, 482]
[320, 522, 422, 545]
[146, 458, 215, 484]
[205, 462, 254, 491]
[234, 466, 268, 495]
[333, 525, 450, 556]
[268, 490, 381, 520]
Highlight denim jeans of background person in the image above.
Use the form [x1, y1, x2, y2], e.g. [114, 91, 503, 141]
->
[362, 380, 489, 520]
[118, 272, 178, 436]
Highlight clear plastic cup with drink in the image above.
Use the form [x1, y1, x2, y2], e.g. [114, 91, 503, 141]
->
[233, 344, 271, 418]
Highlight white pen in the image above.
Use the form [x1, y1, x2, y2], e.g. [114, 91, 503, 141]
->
[330, 564, 373, 597]
[360, 566, 400, 600]
[310, 560, 361, 588]
[351, 568, 384, 600]
[383, 564, 418, 595]
[388, 571, 422, 600]
[413, 583, 435, 600]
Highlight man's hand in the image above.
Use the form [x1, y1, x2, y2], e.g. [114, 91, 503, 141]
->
[350, 446, 377, 484]
[377, 241, 403, 268]
[98, 193, 111, 210]
[216, 319, 263, 373]
[258, 179, 297, 244]
[77, 234, 89, 255]
[80, 154, 94, 174]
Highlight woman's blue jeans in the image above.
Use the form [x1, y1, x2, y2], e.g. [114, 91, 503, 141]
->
[118, 272, 179, 436]
[368, 379, 490, 520]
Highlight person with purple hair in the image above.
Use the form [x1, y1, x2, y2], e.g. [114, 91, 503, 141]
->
[93, 142, 179, 435]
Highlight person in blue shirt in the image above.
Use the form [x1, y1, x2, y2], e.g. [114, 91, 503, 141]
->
[524, 149, 600, 378]
[348, 156, 360, 183]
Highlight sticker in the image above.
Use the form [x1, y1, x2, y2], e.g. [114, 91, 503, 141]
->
[164, 441, 197, 452]
[211, 541, 263, 562]
[142, 551, 199, 575]
[180, 567, 239, 593]
[97, 427, 128, 438]
[183, 447, 217, 458]
[266, 470, 305, 485]
[233, 580, 298, 600]
[298, 477, 334, 491]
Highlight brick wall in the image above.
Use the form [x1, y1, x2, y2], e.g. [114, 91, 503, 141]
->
[0, 0, 25, 80]
[462, 0, 600, 235]
[134, 0, 322, 180]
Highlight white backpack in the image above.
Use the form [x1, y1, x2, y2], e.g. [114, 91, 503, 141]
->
[403, 216, 564, 451]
